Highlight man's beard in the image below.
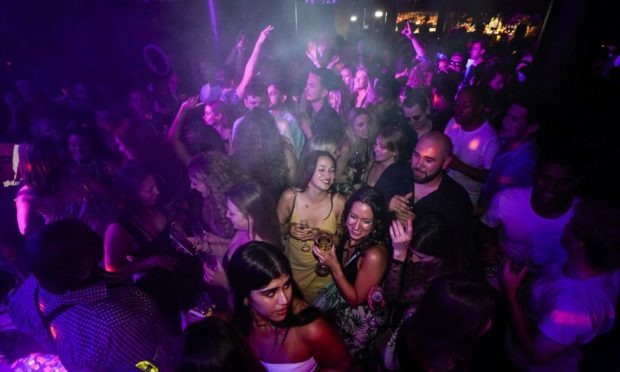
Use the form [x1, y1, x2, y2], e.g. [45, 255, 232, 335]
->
[413, 167, 443, 184]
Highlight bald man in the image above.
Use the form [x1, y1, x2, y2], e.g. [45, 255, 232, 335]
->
[388, 132, 474, 267]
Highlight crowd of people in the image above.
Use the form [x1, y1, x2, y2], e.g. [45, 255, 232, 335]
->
[1, 18, 619, 372]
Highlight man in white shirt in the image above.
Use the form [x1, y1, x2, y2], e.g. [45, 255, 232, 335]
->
[444, 86, 500, 204]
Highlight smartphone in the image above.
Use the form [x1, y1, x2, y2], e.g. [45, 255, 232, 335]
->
[169, 224, 196, 255]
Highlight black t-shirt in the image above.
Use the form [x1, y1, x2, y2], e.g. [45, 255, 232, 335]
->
[308, 100, 344, 143]
[385, 173, 473, 265]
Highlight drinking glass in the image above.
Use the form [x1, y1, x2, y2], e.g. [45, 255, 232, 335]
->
[315, 233, 332, 276]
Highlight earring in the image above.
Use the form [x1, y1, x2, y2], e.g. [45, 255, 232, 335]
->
[243, 297, 249, 306]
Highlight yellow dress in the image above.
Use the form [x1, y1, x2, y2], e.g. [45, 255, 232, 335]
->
[286, 193, 337, 302]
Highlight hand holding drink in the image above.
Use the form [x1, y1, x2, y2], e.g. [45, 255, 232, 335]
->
[314, 232, 333, 277]
[298, 219, 311, 252]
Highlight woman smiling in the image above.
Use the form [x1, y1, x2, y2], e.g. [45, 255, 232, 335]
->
[277, 151, 346, 302]
[313, 186, 390, 366]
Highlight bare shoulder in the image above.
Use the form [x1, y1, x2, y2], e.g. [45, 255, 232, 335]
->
[333, 193, 347, 211]
[278, 188, 298, 204]
[105, 222, 130, 240]
[291, 299, 328, 338]
[364, 244, 389, 263]
[298, 313, 336, 342]
[16, 184, 34, 201]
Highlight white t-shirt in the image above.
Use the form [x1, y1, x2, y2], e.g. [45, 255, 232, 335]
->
[481, 187, 579, 269]
[444, 118, 500, 204]
[507, 267, 619, 372]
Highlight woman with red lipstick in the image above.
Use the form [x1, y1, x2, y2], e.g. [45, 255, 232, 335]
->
[227, 241, 350, 372]
[312, 186, 390, 365]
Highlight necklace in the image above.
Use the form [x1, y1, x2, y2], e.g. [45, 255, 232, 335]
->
[343, 240, 359, 264]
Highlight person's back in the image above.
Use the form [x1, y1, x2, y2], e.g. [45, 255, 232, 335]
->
[8, 220, 175, 371]
[395, 273, 495, 371]
[180, 317, 265, 371]
[9, 275, 175, 371]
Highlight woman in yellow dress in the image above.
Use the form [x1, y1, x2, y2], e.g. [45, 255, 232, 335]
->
[277, 150, 346, 302]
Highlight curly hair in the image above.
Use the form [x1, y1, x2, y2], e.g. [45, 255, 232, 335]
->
[188, 152, 247, 238]
[231, 109, 289, 199]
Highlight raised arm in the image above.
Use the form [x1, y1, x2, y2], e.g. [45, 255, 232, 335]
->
[401, 21, 426, 61]
[384, 219, 412, 301]
[225, 32, 247, 79]
[235, 25, 273, 99]
[167, 96, 204, 167]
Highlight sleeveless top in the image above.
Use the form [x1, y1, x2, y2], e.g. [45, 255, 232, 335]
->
[261, 357, 318, 372]
[117, 214, 172, 259]
[116, 215, 204, 321]
[286, 190, 337, 302]
[336, 241, 364, 284]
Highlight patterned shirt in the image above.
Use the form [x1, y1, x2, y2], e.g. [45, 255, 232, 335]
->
[8, 274, 176, 372]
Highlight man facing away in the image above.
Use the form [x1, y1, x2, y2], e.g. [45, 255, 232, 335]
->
[9, 220, 175, 371]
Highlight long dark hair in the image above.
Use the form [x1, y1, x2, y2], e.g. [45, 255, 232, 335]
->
[180, 317, 265, 372]
[227, 242, 319, 337]
[226, 181, 282, 249]
[396, 273, 495, 372]
[340, 186, 390, 253]
[295, 150, 336, 191]
[231, 108, 289, 199]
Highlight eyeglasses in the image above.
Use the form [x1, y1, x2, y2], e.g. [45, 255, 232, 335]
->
[450, 60, 464, 66]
